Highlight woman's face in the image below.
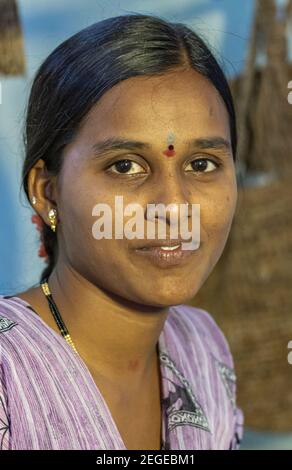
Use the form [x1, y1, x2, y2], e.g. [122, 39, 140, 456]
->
[55, 68, 237, 307]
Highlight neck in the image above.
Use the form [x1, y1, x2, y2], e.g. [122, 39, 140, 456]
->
[47, 262, 170, 389]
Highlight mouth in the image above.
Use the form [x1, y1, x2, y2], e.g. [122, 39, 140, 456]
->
[139, 243, 181, 251]
[134, 242, 198, 268]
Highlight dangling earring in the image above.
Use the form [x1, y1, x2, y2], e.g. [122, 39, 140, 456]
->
[48, 208, 58, 232]
[32, 196, 37, 205]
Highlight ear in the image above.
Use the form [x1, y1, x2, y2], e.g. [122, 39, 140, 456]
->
[27, 159, 58, 228]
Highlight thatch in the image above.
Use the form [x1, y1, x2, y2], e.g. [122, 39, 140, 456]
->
[190, 0, 292, 431]
[232, 0, 292, 178]
[192, 175, 292, 431]
[0, 0, 25, 75]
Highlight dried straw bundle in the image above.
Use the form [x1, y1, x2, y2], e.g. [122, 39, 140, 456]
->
[0, 0, 25, 75]
[191, 0, 292, 430]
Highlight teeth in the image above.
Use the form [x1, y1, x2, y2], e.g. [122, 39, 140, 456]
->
[160, 244, 180, 251]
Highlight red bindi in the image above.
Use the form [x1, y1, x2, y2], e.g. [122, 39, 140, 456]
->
[163, 144, 176, 157]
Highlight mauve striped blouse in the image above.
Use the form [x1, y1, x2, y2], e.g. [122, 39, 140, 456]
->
[0, 294, 244, 450]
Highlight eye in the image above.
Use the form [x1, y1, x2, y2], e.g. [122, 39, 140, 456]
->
[106, 159, 146, 175]
[185, 157, 220, 173]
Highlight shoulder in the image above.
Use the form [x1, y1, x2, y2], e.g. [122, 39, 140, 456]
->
[0, 293, 38, 326]
[0, 295, 25, 449]
[0, 295, 25, 335]
[0, 294, 47, 363]
[168, 303, 235, 368]
[168, 304, 245, 449]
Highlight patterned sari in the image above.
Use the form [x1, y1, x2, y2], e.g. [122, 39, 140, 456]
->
[0, 295, 244, 450]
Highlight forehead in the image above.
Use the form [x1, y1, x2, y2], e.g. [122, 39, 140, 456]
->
[78, 68, 230, 144]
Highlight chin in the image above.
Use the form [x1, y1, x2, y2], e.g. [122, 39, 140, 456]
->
[137, 285, 200, 308]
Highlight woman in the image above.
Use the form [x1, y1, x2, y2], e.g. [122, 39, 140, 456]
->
[0, 13, 244, 450]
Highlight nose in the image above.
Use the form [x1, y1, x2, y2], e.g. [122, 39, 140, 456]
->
[145, 171, 193, 231]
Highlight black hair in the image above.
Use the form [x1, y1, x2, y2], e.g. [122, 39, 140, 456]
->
[21, 13, 237, 282]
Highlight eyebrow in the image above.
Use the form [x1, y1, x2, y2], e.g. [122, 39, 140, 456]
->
[91, 136, 232, 156]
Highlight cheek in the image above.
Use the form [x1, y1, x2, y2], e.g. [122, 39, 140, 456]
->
[59, 171, 114, 231]
[57, 188, 98, 258]
[200, 183, 237, 242]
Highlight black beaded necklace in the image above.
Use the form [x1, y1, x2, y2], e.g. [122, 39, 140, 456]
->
[40, 277, 78, 353]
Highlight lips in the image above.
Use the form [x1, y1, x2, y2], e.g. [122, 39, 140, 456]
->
[139, 243, 181, 251]
[135, 239, 193, 250]
[134, 242, 198, 268]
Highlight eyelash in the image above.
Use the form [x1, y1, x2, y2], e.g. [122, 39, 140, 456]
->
[105, 156, 222, 176]
[185, 158, 221, 173]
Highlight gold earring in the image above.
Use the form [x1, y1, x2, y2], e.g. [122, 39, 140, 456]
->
[48, 208, 58, 232]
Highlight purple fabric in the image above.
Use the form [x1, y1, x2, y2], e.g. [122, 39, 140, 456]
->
[0, 294, 244, 450]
